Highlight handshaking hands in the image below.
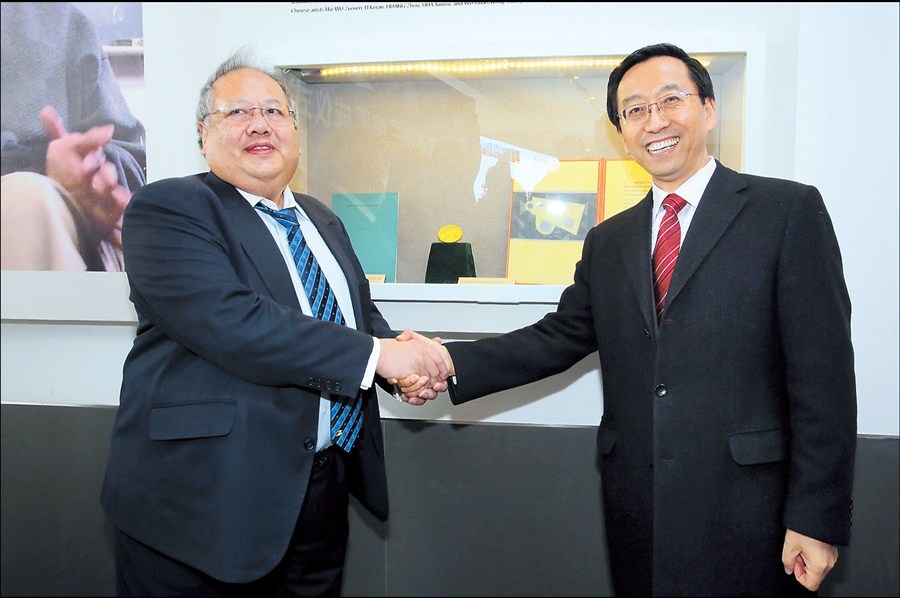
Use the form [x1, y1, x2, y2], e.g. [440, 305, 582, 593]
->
[375, 330, 455, 405]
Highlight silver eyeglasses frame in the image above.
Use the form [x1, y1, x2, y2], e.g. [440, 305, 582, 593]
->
[202, 103, 296, 126]
[618, 90, 697, 125]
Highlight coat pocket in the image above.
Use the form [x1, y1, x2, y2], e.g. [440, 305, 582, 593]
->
[150, 400, 237, 440]
[728, 427, 787, 465]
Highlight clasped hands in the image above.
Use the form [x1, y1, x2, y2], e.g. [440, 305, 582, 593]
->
[376, 330, 455, 405]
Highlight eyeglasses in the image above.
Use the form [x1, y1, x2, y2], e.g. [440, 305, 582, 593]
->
[618, 90, 696, 125]
[203, 103, 296, 127]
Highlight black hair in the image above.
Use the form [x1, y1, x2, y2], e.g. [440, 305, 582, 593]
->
[606, 43, 715, 133]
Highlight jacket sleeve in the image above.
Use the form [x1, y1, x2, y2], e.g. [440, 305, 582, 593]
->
[123, 177, 377, 397]
[446, 228, 600, 404]
[777, 185, 856, 546]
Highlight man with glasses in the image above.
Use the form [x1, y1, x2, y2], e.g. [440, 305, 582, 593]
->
[100, 49, 450, 596]
[409, 42, 856, 596]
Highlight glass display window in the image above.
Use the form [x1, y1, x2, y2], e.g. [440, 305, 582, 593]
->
[281, 53, 746, 284]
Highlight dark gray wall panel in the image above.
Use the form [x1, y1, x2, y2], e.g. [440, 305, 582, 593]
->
[2, 405, 897, 597]
[821, 435, 900, 597]
[377, 420, 613, 596]
[1, 405, 117, 597]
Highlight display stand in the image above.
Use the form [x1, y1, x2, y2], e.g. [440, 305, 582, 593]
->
[424, 242, 476, 283]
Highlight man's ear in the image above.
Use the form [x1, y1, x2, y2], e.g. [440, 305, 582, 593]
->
[704, 97, 718, 133]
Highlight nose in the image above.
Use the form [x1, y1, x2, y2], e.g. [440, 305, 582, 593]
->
[644, 102, 669, 130]
[248, 108, 271, 133]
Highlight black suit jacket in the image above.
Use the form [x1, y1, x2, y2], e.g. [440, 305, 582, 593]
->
[101, 171, 393, 583]
[446, 162, 856, 596]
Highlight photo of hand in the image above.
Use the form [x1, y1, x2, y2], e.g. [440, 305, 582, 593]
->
[1, 2, 146, 272]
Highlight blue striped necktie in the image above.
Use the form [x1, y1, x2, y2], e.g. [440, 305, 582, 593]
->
[255, 203, 363, 452]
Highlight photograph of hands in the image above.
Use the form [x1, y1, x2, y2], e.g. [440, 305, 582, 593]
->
[1, 2, 146, 272]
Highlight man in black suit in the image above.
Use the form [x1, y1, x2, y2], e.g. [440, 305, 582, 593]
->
[408, 43, 857, 596]
[100, 50, 449, 596]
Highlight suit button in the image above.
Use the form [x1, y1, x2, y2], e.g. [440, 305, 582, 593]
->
[304, 438, 315, 451]
[655, 384, 667, 397]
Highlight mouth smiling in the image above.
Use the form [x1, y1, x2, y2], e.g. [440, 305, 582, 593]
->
[246, 143, 275, 154]
[647, 137, 679, 154]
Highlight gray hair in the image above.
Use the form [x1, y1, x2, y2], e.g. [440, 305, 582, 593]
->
[195, 48, 298, 148]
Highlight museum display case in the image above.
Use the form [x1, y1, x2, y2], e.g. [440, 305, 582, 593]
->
[279, 52, 747, 285]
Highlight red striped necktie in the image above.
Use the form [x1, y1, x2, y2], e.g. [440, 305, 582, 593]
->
[652, 193, 688, 321]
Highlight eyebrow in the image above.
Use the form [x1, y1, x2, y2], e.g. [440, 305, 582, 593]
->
[620, 83, 683, 107]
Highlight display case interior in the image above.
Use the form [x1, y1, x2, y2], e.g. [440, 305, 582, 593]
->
[281, 53, 746, 284]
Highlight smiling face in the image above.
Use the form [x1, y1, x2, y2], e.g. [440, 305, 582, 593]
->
[616, 56, 716, 192]
[198, 68, 301, 204]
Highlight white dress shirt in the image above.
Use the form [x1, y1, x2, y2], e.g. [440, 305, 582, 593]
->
[650, 156, 717, 253]
[240, 187, 380, 451]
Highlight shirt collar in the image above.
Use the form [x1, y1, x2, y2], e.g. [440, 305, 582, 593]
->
[651, 156, 717, 212]
[238, 186, 310, 221]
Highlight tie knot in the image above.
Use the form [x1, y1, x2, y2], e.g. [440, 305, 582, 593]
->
[662, 193, 687, 214]
[254, 203, 298, 229]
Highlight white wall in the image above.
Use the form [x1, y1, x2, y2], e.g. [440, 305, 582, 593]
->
[2, 2, 897, 435]
[792, 2, 900, 437]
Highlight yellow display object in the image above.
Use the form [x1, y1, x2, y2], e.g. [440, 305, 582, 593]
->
[507, 160, 600, 284]
[438, 224, 463, 243]
[506, 159, 651, 285]
[602, 159, 653, 219]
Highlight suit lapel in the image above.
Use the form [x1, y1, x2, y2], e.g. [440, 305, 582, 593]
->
[294, 193, 365, 330]
[666, 163, 749, 309]
[206, 172, 302, 309]
[618, 193, 657, 331]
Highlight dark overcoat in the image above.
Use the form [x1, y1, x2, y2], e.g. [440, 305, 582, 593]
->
[447, 161, 856, 596]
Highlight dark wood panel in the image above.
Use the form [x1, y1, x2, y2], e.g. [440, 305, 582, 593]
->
[2, 405, 897, 597]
